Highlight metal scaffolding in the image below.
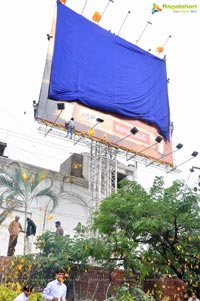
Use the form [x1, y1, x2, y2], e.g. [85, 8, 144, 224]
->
[37, 125, 120, 212]
[37, 124, 178, 215]
[89, 140, 117, 212]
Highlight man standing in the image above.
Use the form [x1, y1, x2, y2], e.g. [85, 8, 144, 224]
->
[55, 221, 64, 236]
[32, 100, 38, 120]
[42, 268, 67, 301]
[26, 217, 37, 254]
[67, 117, 75, 139]
[7, 216, 24, 256]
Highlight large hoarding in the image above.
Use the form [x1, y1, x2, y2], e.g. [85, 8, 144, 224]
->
[36, 3, 173, 167]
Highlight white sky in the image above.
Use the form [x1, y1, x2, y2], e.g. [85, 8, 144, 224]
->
[0, 0, 200, 189]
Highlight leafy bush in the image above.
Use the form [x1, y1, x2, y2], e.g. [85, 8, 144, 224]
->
[110, 284, 155, 301]
[28, 292, 45, 301]
[0, 285, 45, 301]
[0, 285, 18, 301]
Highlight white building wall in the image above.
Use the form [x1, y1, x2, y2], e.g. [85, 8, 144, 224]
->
[0, 153, 135, 256]
[0, 156, 91, 256]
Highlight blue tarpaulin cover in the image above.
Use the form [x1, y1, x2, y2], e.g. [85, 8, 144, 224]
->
[49, 1, 170, 141]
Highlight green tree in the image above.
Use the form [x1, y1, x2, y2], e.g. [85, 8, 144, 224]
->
[0, 162, 59, 254]
[92, 177, 200, 294]
[5, 175, 200, 296]
[6, 224, 95, 287]
[92, 179, 149, 271]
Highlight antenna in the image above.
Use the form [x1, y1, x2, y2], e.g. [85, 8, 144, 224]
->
[146, 143, 183, 167]
[74, 118, 104, 146]
[167, 151, 198, 173]
[93, 0, 114, 24]
[100, 0, 114, 23]
[156, 35, 171, 55]
[114, 127, 139, 144]
[127, 136, 163, 161]
[44, 103, 65, 138]
[118, 11, 131, 36]
[81, 0, 88, 15]
[163, 35, 172, 48]
[136, 21, 152, 45]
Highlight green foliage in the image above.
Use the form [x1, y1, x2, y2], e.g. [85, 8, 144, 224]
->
[0, 285, 45, 301]
[3, 175, 200, 297]
[5, 224, 95, 287]
[0, 285, 18, 301]
[0, 284, 154, 301]
[28, 292, 45, 301]
[110, 284, 155, 301]
[92, 177, 200, 294]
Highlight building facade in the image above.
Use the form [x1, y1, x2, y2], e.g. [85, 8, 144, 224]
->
[0, 152, 136, 256]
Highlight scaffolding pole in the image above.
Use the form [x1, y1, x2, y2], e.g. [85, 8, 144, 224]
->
[89, 141, 117, 213]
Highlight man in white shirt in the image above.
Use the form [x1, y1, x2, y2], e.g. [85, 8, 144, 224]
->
[14, 286, 33, 301]
[42, 268, 67, 301]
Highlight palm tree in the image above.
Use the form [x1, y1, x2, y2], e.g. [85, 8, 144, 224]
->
[0, 162, 59, 254]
